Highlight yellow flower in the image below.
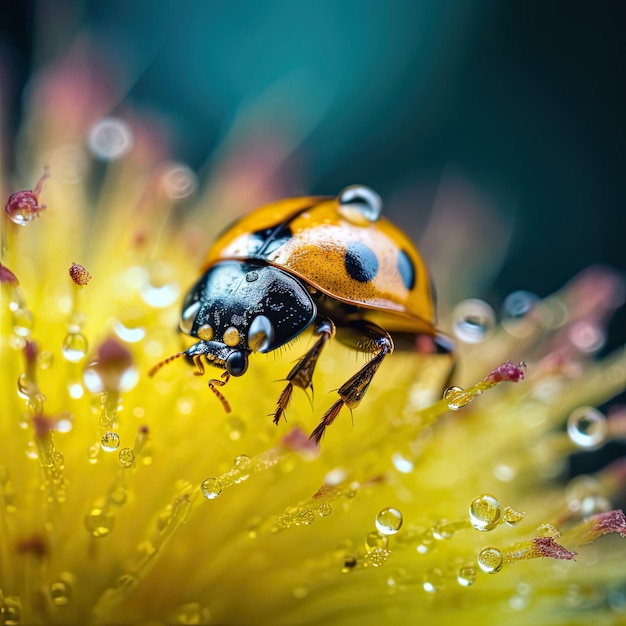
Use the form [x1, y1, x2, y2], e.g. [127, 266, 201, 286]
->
[1, 54, 626, 626]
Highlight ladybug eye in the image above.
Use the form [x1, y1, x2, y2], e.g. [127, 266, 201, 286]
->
[180, 301, 201, 334]
[247, 315, 275, 353]
[338, 185, 383, 224]
[226, 351, 248, 377]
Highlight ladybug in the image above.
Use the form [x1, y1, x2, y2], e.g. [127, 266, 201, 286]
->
[150, 186, 451, 442]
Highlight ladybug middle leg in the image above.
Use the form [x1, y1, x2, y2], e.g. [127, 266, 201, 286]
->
[272, 317, 335, 424]
[309, 320, 394, 444]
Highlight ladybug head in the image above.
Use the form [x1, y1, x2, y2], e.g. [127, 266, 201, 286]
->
[149, 261, 316, 380]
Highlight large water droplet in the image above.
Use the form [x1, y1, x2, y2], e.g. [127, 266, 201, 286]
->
[62, 332, 88, 362]
[469, 494, 502, 531]
[452, 299, 495, 343]
[338, 185, 383, 224]
[567, 406, 607, 448]
[88, 117, 133, 160]
[101, 431, 120, 452]
[200, 478, 222, 500]
[477, 547, 504, 573]
[13, 307, 34, 337]
[375, 507, 403, 535]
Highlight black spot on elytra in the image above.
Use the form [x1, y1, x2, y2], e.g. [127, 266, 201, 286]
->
[345, 242, 379, 283]
[397, 249, 415, 290]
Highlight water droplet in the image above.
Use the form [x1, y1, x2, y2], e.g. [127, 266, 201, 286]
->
[452, 299, 495, 343]
[38, 350, 54, 370]
[317, 503, 332, 517]
[365, 531, 389, 553]
[502, 290, 539, 337]
[324, 467, 347, 486]
[234, 454, 251, 482]
[119, 447, 135, 467]
[1, 595, 21, 625]
[87, 444, 100, 464]
[432, 520, 455, 540]
[375, 507, 403, 535]
[161, 163, 197, 199]
[364, 547, 390, 567]
[88, 117, 133, 160]
[13, 307, 34, 337]
[567, 406, 607, 448]
[84, 509, 115, 537]
[113, 313, 146, 343]
[101, 431, 120, 452]
[457, 566, 477, 587]
[392, 451, 414, 473]
[469, 494, 502, 531]
[68, 382, 84, 399]
[503, 506, 525, 526]
[443, 386, 474, 410]
[423, 568, 445, 593]
[49, 573, 75, 606]
[140, 263, 179, 308]
[200, 478, 222, 500]
[338, 185, 383, 224]
[110, 487, 127, 505]
[477, 547, 504, 573]
[62, 332, 89, 362]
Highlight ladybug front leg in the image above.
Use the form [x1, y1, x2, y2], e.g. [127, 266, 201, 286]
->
[309, 321, 393, 444]
[272, 317, 335, 424]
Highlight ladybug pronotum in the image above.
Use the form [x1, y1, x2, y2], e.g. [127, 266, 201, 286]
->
[150, 185, 451, 443]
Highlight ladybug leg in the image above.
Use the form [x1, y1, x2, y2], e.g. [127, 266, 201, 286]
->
[309, 321, 393, 444]
[272, 317, 335, 424]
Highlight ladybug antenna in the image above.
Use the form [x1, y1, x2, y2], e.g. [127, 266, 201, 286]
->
[148, 351, 187, 378]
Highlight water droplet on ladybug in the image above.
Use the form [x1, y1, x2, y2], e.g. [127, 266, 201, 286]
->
[248, 315, 275, 352]
[338, 185, 383, 224]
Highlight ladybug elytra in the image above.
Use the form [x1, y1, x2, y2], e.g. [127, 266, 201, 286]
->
[150, 186, 451, 442]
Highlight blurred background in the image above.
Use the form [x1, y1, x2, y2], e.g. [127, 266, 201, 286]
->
[1, 0, 625, 334]
[1, 0, 625, 477]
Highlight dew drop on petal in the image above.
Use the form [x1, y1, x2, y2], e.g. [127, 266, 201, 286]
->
[88, 117, 133, 160]
[113, 314, 146, 343]
[101, 431, 120, 452]
[503, 506, 525, 527]
[317, 503, 332, 517]
[567, 406, 608, 448]
[452, 299, 495, 343]
[119, 447, 135, 467]
[469, 494, 502, 531]
[457, 566, 477, 587]
[62, 332, 88, 362]
[49, 578, 71, 606]
[443, 386, 474, 410]
[200, 478, 222, 500]
[375, 507, 403, 535]
[477, 547, 504, 573]
[13, 307, 34, 337]
[84, 509, 115, 537]
[365, 531, 389, 552]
